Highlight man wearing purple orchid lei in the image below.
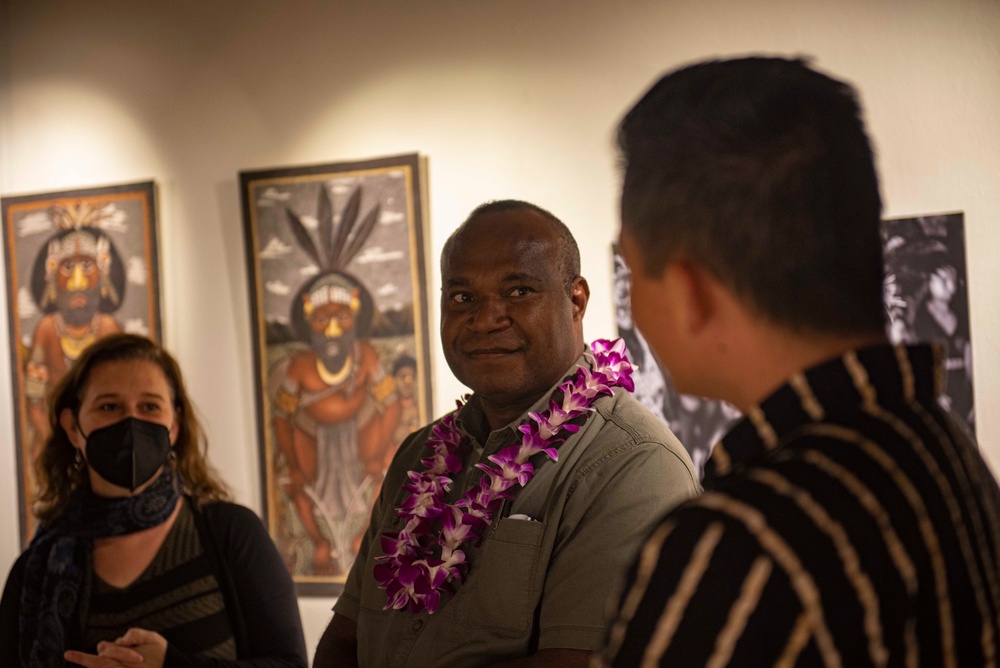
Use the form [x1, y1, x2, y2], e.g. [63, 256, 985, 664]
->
[315, 200, 700, 667]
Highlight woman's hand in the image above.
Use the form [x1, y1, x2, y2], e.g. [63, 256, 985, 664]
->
[64, 627, 168, 668]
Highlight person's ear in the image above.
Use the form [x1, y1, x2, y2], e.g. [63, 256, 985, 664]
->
[570, 276, 590, 321]
[663, 260, 711, 336]
[60, 408, 84, 450]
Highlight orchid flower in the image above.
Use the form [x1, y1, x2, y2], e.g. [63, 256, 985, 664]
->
[589, 338, 635, 392]
[516, 424, 561, 462]
[481, 447, 535, 486]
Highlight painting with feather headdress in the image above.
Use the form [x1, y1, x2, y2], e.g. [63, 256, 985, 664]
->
[240, 154, 431, 594]
[2, 180, 162, 544]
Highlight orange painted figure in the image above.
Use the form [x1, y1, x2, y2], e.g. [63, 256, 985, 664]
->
[389, 354, 421, 454]
[271, 271, 401, 576]
[268, 185, 404, 577]
[24, 216, 124, 468]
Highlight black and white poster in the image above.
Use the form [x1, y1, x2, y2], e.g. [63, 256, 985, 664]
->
[883, 212, 974, 434]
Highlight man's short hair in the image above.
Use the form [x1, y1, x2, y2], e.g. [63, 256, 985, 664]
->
[618, 56, 887, 335]
[443, 199, 581, 295]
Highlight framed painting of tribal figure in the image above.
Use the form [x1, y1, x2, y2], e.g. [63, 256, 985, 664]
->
[240, 154, 432, 595]
[2, 180, 162, 544]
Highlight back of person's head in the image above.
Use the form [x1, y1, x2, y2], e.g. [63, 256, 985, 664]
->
[618, 56, 886, 336]
[443, 199, 582, 295]
[36, 333, 230, 521]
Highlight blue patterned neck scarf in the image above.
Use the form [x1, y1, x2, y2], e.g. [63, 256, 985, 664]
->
[18, 466, 180, 667]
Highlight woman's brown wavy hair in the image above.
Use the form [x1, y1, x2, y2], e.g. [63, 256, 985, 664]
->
[34, 333, 231, 522]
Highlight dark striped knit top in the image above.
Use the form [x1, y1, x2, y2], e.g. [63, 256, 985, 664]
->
[599, 344, 1000, 667]
[83, 499, 237, 659]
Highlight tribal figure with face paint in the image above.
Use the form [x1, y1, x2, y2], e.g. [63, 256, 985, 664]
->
[25, 221, 124, 470]
[270, 271, 401, 577]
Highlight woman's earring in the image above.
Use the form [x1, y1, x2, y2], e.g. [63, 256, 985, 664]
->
[73, 449, 84, 471]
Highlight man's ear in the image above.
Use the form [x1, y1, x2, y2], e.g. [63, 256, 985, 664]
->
[664, 260, 720, 337]
[570, 276, 590, 321]
[60, 408, 84, 450]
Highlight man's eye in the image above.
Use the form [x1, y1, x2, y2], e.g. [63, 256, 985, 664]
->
[508, 287, 532, 297]
[451, 293, 472, 304]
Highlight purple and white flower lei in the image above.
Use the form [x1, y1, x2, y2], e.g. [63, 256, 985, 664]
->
[373, 338, 635, 614]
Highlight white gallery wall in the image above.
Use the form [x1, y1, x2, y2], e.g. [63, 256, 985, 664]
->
[1, 0, 998, 657]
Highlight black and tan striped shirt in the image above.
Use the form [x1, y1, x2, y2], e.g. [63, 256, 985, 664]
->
[599, 344, 1000, 667]
[84, 500, 238, 659]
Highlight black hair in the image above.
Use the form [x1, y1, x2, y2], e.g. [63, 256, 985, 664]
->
[618, 56, 886, 335]
[442, 199, 581, 295]
[392, 354, 417, 375]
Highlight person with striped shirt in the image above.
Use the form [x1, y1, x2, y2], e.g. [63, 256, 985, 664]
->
[598, 56, 1000, 667]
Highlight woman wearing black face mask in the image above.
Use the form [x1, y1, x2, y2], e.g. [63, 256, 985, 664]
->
[0, 334, 308, 668]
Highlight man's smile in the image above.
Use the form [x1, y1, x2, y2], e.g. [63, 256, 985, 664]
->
[463, 346, 522, 358]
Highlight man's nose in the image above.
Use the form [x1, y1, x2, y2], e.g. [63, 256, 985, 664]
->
[469, 296, 510, 332]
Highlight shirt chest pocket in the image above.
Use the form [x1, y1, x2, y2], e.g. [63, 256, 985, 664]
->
[453, 518, 547, 635]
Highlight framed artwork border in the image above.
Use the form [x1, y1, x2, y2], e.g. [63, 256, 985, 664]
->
[2, 180, 162, 545]
[240, 153, 432, 596]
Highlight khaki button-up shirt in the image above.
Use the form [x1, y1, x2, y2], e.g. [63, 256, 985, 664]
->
[334, 360, 700, 666]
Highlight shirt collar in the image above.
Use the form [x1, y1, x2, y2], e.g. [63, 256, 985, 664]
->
[454, 352, 590, 447]
[704, 343, 945, 479]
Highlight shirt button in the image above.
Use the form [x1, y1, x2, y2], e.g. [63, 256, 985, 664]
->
[412, 620, 424, 631]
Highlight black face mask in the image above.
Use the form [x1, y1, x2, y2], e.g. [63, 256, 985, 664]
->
[82, 417, 172, 492]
